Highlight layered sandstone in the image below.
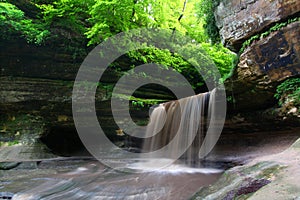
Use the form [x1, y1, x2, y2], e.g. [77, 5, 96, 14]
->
[215, 0, 300, 51]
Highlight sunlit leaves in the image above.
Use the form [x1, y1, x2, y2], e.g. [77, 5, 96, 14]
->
[39, 0, 92, 34]
[0, 2, 49, 44]
[1, 0, 236, 90]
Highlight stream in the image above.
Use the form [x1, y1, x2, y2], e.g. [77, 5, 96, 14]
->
[0, 158, 221, 200]
[1, 128, 299, 200]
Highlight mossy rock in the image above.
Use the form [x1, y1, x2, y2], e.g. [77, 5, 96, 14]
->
[0, 113, 58, 161]
[0, 114, 46, 146]
[191, 162, 283, 200]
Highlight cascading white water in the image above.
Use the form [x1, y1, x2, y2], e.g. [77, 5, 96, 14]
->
[142, 89, 217, 166]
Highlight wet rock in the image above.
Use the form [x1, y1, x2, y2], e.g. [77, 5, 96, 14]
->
[0, 161, 39, 170]
[0, 77, 112, 109]
[192, 138, 300, 199]
[0, 192, 14, 199]
[0, 145, 56, 162]
[16, 161, 40, 170]
[216, 0, 300, 118]
[191, 161, 281, 200]
[0, 162, 20, 170]
[238, 179, 271, 195]
[215, 0, 300, 51]
[0, 77, 114, 155]
[290, 138, 300, 149]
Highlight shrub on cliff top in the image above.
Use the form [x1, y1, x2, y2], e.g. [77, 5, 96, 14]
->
[0, 2, 49, 44]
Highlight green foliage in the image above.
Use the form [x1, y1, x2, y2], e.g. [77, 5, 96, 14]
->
[113, 93, 164, 108]
[125, 42, 236, 91]
[275, 78, 300, 106]
[0, 114, 46, 146]
[226, 95, 236, 103]
[2, 0, 236, 92]
[200, 43, 237, 81]
[35, 0, 93, 58]
[240, 17, 300, 53]
[0, 140, 19, 147]
[131, 100, 145, 108]
[130, 98, 164, 108]
[240, 35, 259, 53]
[85, 0, 195, 45]
[0, 2, 49, 44]
[38, 0, 92, 35]
[7, 140, 20, 146]
[84, 0, 236, 90]
[196, 0, 221, 43]
[86, 0, 152, 45]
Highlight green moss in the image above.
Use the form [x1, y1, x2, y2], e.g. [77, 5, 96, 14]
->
[274, 78, 300, 107]
[241, 161, 277, 174]
[240, 17, 300, 53]
[257, 165, 285, 180]
[0, 114, 46, 145]
[0, 140, 20, 147]
[114, 93, 166, 108]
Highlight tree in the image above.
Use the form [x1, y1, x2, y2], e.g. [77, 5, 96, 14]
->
[2, 0, 236, 90]
[0, 2, 49, 44]
[86, 0, 194, 45]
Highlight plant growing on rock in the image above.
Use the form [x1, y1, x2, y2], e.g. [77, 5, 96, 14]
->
[274, 78, 300, 116]
[240, 17, 300, 53]
[275, 78, 300, 105]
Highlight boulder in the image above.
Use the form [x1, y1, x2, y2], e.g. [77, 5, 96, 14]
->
[0, 77, 111, 155]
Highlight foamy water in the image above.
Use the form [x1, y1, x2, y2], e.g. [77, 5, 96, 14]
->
[126, 158, 223, 174]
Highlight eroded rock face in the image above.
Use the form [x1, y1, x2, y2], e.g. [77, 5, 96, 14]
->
[215, 0, 300, 51]
[236, 21, 300, 86]
[0, 40, 85, 80]
[225, 21, 300, 111]
[0, 76, 118, 154]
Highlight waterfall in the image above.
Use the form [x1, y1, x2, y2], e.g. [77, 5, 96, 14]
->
[142, 88, 218, 166]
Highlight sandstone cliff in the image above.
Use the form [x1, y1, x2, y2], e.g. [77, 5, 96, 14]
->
[215, 0, 300, 121]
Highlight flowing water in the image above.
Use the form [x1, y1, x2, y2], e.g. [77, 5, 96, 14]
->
[142, 88, 221, 167]
[0, 158, 222, 200]
[1, 117, 299, 199]
[1, 89, 227, 199]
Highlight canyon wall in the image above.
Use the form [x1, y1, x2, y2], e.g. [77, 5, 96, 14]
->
[215, 0, 300, 115]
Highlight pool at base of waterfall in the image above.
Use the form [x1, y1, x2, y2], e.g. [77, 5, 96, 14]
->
[1, 158, 222, 200]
